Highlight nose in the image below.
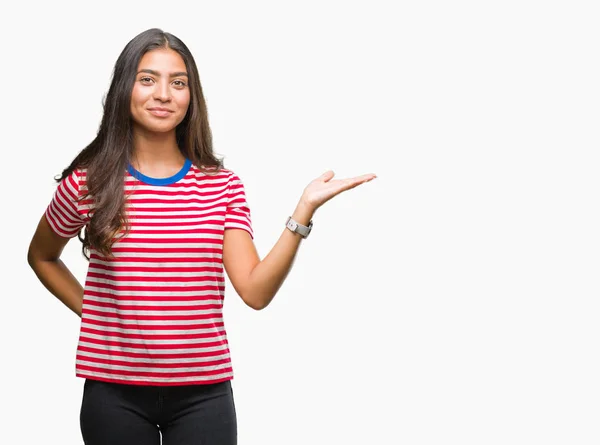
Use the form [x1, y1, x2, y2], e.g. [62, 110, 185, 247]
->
[153, 80, 171, 102]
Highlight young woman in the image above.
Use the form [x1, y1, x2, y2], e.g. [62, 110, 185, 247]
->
[27, 28, 376, 445]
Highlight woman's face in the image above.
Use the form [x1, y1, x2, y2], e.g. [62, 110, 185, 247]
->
[130, 48, 191, 134]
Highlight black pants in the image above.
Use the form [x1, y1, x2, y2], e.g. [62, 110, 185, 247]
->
[80, 378, 237, 445]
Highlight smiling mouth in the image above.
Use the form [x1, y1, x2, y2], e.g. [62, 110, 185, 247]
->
[147, 108, 174, 117]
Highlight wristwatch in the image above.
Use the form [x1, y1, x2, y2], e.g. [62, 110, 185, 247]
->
[286, 216, 313, 239]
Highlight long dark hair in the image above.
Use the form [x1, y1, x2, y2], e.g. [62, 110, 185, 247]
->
[57, 28, 222, 260]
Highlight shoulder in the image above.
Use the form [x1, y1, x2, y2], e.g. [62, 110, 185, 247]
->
[188, 164, 242, 184]
[57, 167, 87, 193]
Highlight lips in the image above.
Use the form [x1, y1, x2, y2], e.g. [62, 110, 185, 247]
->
[147, 107, 174, 117]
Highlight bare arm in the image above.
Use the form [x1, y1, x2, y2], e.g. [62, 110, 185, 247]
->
[27, 214, 84, 317]
[223, 170, 376, 310]
[223, 200, 313, 310]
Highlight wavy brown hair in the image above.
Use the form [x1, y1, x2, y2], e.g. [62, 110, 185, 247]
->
[57, 28, 222, 260]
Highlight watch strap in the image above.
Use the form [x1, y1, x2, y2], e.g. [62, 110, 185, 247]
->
[286, 216, 313, 238]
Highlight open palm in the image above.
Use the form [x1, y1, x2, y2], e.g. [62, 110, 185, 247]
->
[301, 170, 377, 211]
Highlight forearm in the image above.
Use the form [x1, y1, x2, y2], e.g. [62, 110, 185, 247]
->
[245, 200, 314, 309]
[29, 258, 84, 317]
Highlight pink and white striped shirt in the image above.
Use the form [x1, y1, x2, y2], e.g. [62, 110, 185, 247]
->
[45, 159, 253, 386]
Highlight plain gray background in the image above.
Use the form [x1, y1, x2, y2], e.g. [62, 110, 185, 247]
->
[1, 1, 599, 444]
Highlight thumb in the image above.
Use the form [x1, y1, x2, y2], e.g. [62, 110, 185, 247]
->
[319, 170, 335, 182]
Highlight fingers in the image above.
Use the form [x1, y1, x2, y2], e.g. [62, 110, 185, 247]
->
[330, 176, 375, 196]
[318, 171, 376, 183]
[355, 173, 377, 182]
[343, 173, 377, 189]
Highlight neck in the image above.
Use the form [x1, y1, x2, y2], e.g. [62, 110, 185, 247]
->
[131, 126, 186, 171]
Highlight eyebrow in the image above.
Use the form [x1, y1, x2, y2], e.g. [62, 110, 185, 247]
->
[137, 69, 188, 77]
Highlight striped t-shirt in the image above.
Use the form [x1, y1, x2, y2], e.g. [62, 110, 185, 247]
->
[44, 159, 253, 386]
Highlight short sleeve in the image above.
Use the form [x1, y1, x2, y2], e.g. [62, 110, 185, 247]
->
[225, 172, 254, 239]
[45, 169, 87, 238]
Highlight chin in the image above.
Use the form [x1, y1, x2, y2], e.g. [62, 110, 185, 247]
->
[151, 124, 177, 133]
[138, 120, 179, 134]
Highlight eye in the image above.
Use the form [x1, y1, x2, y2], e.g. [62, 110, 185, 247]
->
[172, 80, 187, 88]
[139, 76, 154, 84]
